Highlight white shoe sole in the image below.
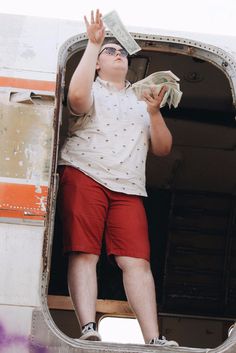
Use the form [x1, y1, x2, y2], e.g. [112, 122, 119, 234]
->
[79, 331, 101, 341]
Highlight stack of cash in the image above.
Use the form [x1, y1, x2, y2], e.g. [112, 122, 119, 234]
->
[132, 71, 183, 108]
[102, 11, 182, 109]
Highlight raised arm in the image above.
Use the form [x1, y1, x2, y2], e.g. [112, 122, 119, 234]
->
[68, 9, 105, 115]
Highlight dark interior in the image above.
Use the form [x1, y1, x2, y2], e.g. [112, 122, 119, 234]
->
[49, 42, 236, 325]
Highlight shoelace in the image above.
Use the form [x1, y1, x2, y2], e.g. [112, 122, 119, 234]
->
[149, 336, 179, 347]
[82, 322, 96, 333]
[150, 336, 169, 345]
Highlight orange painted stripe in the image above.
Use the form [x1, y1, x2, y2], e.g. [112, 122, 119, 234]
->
[0, 209, 45, 221]
[0, 182, 48, 220]
[0, 76, 56, 91]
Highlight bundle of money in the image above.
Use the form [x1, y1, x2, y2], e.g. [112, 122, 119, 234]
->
[132, 71, 183, 108]
[102, 11, 182, 108]
[103, 10, 141, 55]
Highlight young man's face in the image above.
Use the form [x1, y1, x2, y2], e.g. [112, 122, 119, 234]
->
[96, 43, 129, 78]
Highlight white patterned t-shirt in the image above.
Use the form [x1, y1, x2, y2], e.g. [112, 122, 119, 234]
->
[59, 77, 151, 196]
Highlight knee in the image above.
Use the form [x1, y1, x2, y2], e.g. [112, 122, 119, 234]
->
[69, 252, 99, 267]
[115, 256, 150, 273]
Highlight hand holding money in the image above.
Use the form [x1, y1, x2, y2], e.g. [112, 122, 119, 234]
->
[100, 10, 182, 108]
[142, 86, 169, 114]
[132, 71, 183, 109]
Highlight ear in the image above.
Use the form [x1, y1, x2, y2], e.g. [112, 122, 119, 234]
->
[96, 60, 100, 71]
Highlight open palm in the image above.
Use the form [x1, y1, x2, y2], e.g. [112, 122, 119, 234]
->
[84, 9, 105, 45]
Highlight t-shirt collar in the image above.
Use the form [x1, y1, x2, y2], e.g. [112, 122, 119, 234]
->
[96, 76, 131, 89]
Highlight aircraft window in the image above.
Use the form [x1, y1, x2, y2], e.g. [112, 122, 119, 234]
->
[99, 316, 143, 344]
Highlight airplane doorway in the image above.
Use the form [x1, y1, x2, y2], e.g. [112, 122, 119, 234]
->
[46, 33, 236, 349]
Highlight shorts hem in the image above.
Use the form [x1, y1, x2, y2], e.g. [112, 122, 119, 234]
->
[64, 246, 101, 256]
[108, 250, 150, 262]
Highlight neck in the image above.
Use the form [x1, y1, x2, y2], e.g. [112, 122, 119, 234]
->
[98, 73, 126, 90]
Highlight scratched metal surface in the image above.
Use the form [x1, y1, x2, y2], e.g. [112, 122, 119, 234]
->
[29, 310, 236, 353]
[31, 309, 204, 353]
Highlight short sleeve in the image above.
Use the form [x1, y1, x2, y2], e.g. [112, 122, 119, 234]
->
[67, 97, 87, 118]
[67, 101, 95, 136]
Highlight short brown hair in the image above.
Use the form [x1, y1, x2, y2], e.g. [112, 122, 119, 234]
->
[101, 38, 125, 50]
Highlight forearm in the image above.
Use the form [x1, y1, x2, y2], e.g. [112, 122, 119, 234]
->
[149, 110, 172, 156]
[68, 41, 101, 113]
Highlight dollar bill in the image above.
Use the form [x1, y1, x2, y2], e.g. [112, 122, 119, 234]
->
[132, 71, 183, 108]
[103, 10, 141, 55]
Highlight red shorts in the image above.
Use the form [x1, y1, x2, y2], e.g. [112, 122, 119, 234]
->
[57, 166, 150, 261]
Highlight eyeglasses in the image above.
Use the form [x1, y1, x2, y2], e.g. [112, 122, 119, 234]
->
[98, 46, 128, 58]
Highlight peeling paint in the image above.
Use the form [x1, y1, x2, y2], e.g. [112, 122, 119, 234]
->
[36, 196, 47, 212]
[35, 185, 42, 194]
[0, 98, 53, 182]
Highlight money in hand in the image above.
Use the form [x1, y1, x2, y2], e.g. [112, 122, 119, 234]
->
[132, 71, 183, 108]
[103, 10, 141, 55]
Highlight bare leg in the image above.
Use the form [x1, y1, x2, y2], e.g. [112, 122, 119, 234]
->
[115, 256, 159, 343]
[68, 252, 99, 327]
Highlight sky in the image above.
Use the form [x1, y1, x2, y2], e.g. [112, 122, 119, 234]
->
[1, 0, 236, 37]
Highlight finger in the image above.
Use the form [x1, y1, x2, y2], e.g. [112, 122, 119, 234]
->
[95, 9, 100, 23]
[99, 13, 104, 28]
[101, 26, 105, 37]
[142, 97, 149, 103]
[84, 15, 89, 28]
[142, 90, 152, 98]
[142, 94, 154, 103]
[160, 85, 168, 95]
[151, 85, 166, 97]
[97, 15, 104, 28]
[91, 10, 95, 23]
[158, 86, 168, 100]
[150, 87, 159, 99]
[144, 91, 155, 101]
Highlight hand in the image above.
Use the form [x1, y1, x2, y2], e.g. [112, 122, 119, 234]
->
[84, 9, 105, 45]
[142, 85, 168, 115]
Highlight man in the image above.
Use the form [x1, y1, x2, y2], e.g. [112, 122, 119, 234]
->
[58, 9, 178, 347]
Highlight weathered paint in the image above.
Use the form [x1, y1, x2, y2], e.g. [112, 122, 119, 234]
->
[0, 87, 54, 221]
[0, 183, 48, 220]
